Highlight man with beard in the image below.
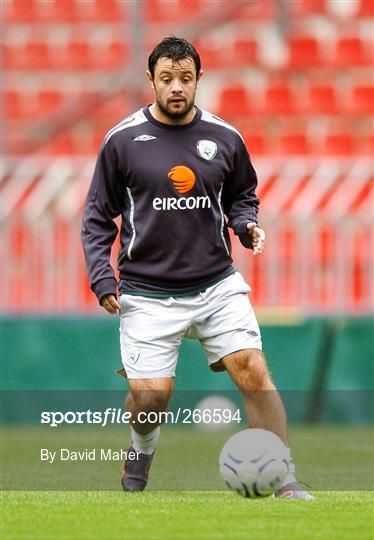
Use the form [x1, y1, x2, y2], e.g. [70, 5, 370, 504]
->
[81, 36, 313, 499]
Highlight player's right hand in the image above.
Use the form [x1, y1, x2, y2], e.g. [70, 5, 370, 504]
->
[246, 222, 266, 255]
[101, 294, 120, 315]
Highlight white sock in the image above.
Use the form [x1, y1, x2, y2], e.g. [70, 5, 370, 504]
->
[282, 447, 297, 486]
[130, 426, 160, 455]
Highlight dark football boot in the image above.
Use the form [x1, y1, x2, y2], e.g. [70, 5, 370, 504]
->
[121, 445, 154, 492]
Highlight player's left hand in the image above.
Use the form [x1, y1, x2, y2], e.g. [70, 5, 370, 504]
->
[246, 222, 265, 255]
[101, 294, 120, 315]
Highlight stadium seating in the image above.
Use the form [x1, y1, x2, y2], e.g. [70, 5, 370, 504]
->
[238, 0, 276, 20]
[4, 90, 23, 119]
[243, 133, 267, 155]
[37, 90, 63, 115]
[103, 41, 128, 69]
[217, 85, 252, 118]
[358, 0, 374, 16]
[279, 134, 309, 155]
[4, 0, 37, 22]
[335, 37, 373, 67]
[4, 0, 373, 146]
[78, 0, 126, 22]
[24, 42, 50, 70]
[307, 85, 337, 114]
[351, 85, 374, 114]
[44, 132, 77, 155]
[264, 84, 295, 115]
[145, 0, 203, 22]
[288, 36, 322, 68]
[65, 42, 93, 70]
[323, 134, 356, 155]
[3, 0, 373, 314]
[193, 42, 226, 70]
[289, 0, 326, 17]
[233, 39, 258, 65]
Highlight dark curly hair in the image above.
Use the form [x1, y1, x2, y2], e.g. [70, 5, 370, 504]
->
[148, 36, 201, 78]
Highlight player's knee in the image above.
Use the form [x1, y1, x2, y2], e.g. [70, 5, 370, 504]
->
[125, 389, 171, 434]
[247, 351, 272, 389]
[224, 349, 272, 390]
[130, 389, 171, 414]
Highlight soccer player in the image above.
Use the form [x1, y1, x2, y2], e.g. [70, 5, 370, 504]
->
[81, 36, 313, 499]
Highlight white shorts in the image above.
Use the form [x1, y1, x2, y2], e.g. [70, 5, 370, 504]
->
[119, 272, 262, 379]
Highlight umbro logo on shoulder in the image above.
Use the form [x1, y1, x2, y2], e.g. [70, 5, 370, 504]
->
[133, 135, 157, 142]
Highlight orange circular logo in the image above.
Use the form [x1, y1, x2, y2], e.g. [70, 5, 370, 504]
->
[167, 165, 196, 194]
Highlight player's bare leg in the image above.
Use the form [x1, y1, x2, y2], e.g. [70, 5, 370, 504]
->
[222, 349, 288, 445]
[222, 349, 314, 500]
[121, 377, 174, 492]
[126, 377, 174, 434]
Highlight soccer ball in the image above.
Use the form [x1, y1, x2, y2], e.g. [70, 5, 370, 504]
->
[219, 428, 289, 498]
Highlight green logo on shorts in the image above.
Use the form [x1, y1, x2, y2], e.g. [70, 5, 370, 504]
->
[127, 347, 140, 365]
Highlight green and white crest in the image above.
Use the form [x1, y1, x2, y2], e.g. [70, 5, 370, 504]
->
[127, 347, 140, 365]
[197, 140, 217, 160]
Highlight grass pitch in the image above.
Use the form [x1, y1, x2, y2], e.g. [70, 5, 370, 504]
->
[2, 491, 372, 540]
[2, 425, 373, 540]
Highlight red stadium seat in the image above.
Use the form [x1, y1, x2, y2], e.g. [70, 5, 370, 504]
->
[66, 42, 93, 69]
[307, 85, 337, 114]
[144, 0, 167, 21]
[288, 37, 322, 68]
[196, 43, 226, 69]
[324, 134, 355, 155]
[217, 85, 251, 118]
[264, 84, 295, 114]
[44, 132, 77, 154]
[279, 134, 309, 155]
[39, 0, 79, 22]
[4, 42, 51, 70]
[79, 0, 125, 21]
[37, 90, 63, 115]
[4, 90, 23, 118]
[238, 1, 276, 20]
[145, 0, 203, 22]
[358, 0, 374, 16]
[335, 37, 372, 66]
[24, 42, 50, 69]
[233, 39, 258, 65]
[2, 44, 17, 69]
[351, 86, 374, 114]
[243, 133, 266, 155]
[9, 222, 30, 259]
[3, 0, 37, 22]
[103, 41, 128, 69]
[289, 0, 326, 16]
[176, 0, 204, 18]
[93, 94, 130, 127]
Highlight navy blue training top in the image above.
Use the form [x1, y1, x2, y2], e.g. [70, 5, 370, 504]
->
[81, 105, 260, 303]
